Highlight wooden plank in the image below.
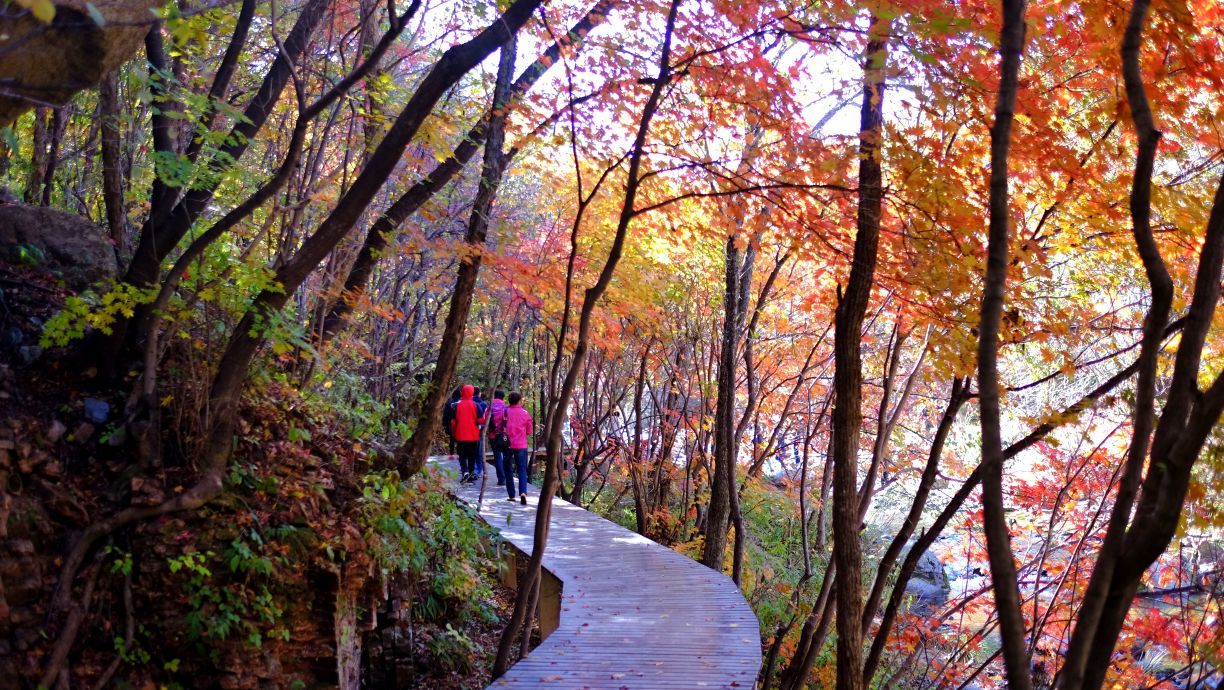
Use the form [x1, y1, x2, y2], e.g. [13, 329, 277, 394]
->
[431, 457, 762, 690]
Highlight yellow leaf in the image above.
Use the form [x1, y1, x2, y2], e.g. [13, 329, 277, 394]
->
[27, 0, 55, 22]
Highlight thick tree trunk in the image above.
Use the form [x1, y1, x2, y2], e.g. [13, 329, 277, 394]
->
[703, 119, 765, 574]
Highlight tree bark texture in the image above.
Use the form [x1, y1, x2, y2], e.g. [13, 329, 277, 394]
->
[975, 0, 1031, 687]
[98, 71, 127, 254]
[829, 15, 888, 690]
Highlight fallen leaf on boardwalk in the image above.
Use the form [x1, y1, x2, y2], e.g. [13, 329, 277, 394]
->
[540, 675, 563, 681]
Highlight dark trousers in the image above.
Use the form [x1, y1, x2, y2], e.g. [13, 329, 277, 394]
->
[492, 443, 507, 483]
[505, 448, 529, 498]
[457, 440, 481, 476]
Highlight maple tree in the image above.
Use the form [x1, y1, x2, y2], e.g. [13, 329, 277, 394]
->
[1, 0, 1223, 686]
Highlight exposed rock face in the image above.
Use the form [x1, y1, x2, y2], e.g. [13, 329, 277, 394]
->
[905, 548, 951, 610]
[0, 203, 117, 290]
[0, 0, 157, 126]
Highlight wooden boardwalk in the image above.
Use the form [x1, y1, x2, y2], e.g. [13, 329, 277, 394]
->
[433, 456, 762, 689]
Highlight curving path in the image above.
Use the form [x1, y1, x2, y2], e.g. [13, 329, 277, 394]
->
[433, 456, 762, 689]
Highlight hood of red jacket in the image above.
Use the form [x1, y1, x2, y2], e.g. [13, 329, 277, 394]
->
[461, 384, 474, 401]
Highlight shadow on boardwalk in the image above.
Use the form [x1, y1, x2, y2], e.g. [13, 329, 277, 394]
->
[432, 456, 762, 689]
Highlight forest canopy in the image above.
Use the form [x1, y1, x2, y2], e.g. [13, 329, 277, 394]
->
[0, 0, 1222, 687]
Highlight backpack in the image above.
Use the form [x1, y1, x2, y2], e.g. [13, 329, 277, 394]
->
[490, 403, 510, 450]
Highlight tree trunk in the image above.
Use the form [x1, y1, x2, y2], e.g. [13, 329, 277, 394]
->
[702, 235, 740, 571]
[862, 343, 1159, 687]
[975, 0, 1031, 687]
[316, 0, 622, 343]
[1057, 0, 1175, 685]
[780, 563, 836, 690]
[94, 0, 326, 372]
[99, 72, 127, 255]
[40, 106, 68, 207]
[1067, 157, 1224, 688]
[45, 6, 539, 681]
[125, 0, 307, 290]
[829, 14, 888, 690]
[24, 107, 49, 204]
[629, 341, 651, 536]
[859, 379, 966, 682]
[395, 28, 523, 478]
[493, 2, 678, 674]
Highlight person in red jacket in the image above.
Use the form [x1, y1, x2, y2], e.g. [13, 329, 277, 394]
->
[450, 384, 487, 482]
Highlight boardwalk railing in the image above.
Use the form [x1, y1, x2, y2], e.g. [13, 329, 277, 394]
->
[432, 456, 762, 689]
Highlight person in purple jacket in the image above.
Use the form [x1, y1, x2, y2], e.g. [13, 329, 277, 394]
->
[487, 389, 509, 486]
[503, 392, 533, 504]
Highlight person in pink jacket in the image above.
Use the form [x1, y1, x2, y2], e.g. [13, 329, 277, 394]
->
[503, 392, 533, 504]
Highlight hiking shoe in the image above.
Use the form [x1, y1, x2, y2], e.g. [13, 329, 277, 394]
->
[506, 496, 516, 502]
[496, 481, 505, 486]
[520, 493, 527, 505]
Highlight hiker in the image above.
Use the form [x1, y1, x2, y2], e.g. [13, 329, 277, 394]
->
[450, 384, 487, 482]
[504, 391, 533, 504]
[487, 389, 509, 486]
[441, 387, 462, 458]
[473, 387, 487, 473]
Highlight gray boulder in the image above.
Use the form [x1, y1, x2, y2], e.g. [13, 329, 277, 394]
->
[905, 548, 951, 609]
[0, 203, 117, 290]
